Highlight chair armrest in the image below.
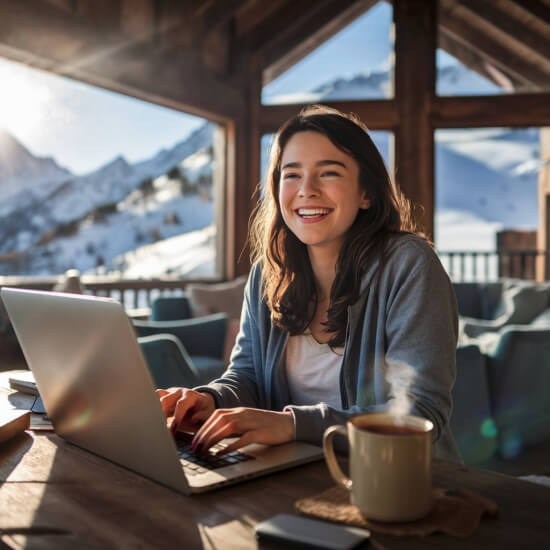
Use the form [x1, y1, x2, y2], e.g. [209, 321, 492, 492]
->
[133, 313, 228, 359]
[138, 334, 200, 389]
[461, 316, 510, 338]
[150, 294, 192, 321]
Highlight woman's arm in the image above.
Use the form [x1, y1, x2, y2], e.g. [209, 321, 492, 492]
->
[284, 239, 458, 449]
[193, 266, 263, 409]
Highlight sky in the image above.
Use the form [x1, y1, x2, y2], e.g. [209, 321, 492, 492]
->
[0, 1, 458, 176]
[0, 61, 205, 175]
[263, 2, 392, 100]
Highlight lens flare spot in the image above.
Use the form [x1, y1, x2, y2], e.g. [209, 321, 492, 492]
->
[501, 435, 523, 459]
[75, 407, 93, 427]
[480, 418, 498, 438]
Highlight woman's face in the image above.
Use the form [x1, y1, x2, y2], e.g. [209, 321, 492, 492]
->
[278, 131, 369, 259]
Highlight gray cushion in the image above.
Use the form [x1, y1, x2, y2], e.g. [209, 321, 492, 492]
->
[453, 283, 482, 318]
[530, 309, 550, 327]
[187, 275, 247, 321]
[463, 282, 550, 338]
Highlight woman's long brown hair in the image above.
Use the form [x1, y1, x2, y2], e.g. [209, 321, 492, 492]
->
[249, 105, 420, 346]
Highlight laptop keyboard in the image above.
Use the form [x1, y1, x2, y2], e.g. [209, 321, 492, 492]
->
[174, 432, 254, 476]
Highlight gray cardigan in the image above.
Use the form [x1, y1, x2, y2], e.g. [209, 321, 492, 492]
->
[197, 234, 461, 462]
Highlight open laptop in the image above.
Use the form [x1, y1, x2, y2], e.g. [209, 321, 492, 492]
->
[1, 287, 323, 494]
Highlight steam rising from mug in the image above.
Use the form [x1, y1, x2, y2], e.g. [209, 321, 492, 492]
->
[386, 361, 416, 417]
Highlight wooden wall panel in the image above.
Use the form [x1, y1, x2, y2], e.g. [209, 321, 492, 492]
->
[120, 0, 155, 40]
[76, 0, 121, 31]
[42, 0, 74, 11]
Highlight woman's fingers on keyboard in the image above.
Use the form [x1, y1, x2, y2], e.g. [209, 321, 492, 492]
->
[158, 387, 184, 416]
[171, 389, 215, 435]
[191, 409, 235, 452]
[215, 432, 255, 455]
[191, 407, 295, 453]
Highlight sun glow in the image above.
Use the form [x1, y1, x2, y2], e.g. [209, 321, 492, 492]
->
[0, 60, 58, 143]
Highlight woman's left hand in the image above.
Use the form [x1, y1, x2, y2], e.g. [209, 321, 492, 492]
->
[191, 407, 295, 455]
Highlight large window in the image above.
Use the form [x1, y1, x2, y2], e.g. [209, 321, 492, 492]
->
[0, 57, 223, 279]
[435, 127, 541, 280]
[262, 2, 393, 105]
[436, 49, 506, 97]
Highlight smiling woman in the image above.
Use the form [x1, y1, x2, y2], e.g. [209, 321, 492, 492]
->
[278, 131, 370, 262]
[160, 105, 461, 467]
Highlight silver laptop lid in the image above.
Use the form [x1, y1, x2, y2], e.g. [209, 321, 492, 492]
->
[1, 287, 189, 494]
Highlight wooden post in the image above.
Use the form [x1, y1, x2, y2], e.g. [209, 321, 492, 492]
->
[225, 52, 263, 279]
[536, 128, 550, 282]
[393, 0, 437, 239]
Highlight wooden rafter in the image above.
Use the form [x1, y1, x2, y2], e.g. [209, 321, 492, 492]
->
[234, 0, 288, 37]
[438, 29, 517, 91]
[75, 0, 122, 31]
[439, 0, 550, 90]
[194, 0, 251, 31]
[451, 0, 550, 74]
[260, 100, 398, 134]
[432, 92, 550, 127]
[240, 0, 327, 52]
[504, 0, 550, 29]
[262, 0, 379, 85]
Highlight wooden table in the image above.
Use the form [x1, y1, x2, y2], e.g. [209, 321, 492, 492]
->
[1, 384, 549, 549]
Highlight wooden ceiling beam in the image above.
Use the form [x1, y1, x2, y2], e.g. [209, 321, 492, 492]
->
[439, 1, 550, 90]
[240, 0, 315, 52]
[432, 92, 550, 128]
[263, 0, 379, 85]
[235, 0, 288, 37]
[195, 0, 251, 31]
[259, 100, 398, 134]
[504, 0, 550, 29]
[438, 29, 520, 91]
[452, 0, 550, 73]
[0, 0, 115, 66]
[120, 0, 156, 40]
[0, 0, 243, 121]
[75, 0, 121, 31]
[156, 0, 194, 50]
[43, 0, 74, 12]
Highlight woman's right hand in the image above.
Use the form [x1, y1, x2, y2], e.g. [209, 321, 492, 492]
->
[156, 387, 215, 435]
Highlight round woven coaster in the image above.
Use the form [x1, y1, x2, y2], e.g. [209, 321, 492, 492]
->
[295, 486, 498, 537]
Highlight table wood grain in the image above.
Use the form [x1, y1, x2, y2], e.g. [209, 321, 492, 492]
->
[1, 371, 549, 549]
[1, 429, 549, 550]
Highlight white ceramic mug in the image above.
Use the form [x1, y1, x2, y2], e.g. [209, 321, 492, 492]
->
[323, 412, 434, 522]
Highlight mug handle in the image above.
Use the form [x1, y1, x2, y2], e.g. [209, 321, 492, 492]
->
[323, 425, 352, 490]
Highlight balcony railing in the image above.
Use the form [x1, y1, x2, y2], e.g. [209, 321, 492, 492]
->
[437, 250, 548, 282]
[0, 276, 218, 310]
[0, 250, 548, 309]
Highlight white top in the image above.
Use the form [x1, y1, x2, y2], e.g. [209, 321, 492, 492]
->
[285, 333, 344, 410]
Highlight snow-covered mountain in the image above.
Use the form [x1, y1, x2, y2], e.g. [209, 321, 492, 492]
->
[262, 63, 502, 105]
[0, 62, 541, 277]
[0, 130, 72, 199]
[0, 123, 215, 275]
